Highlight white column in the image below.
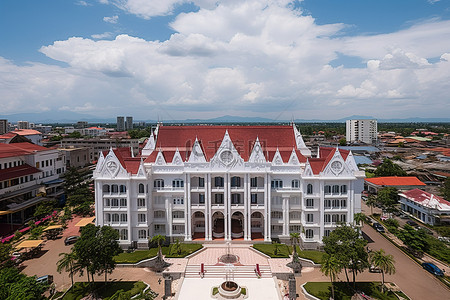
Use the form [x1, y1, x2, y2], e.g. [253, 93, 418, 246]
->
[206, 173, 212, 240]
[95, 180, 103, 226]
[319, 180, 324, 240]
[226, 173, 231, 240]
[248, 175, 252, 240]
[166, 198, 172, 237]
[264, 174, 269, 241]
[244, 173, 249, 240]
[126, 180, 132, 244]
[283, 197, 289, 236]
[186, 175, 192, 241]
[266, 173, 272, 242]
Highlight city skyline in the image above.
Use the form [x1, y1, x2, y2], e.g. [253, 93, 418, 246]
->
[1, 0, 450, 120]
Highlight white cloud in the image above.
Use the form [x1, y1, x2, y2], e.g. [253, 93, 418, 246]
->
[91, 32, 113, 39]
[103, 15, 118, 24]
[75, 1, 90, 6]
[1, 1, 450, 119]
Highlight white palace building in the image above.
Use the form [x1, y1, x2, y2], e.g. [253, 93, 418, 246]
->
[93, 124, 364, 249]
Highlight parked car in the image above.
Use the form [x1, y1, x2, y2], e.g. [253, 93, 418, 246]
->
[36, 275, 54, 284]
[406, 220, 418, 227]
[64, 236, 79, 246]
[399, 214, 409, 219]
[422, 263, 444, 276]
[373, 223, 385, 233]
[369, 265, 382, 273]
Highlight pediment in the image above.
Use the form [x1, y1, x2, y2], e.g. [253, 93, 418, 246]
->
[272, 148, 283, 166]
[288, 149, 300, 165]
[302, 160, 314, 177]
[210, 130, 244, 169]
[188, 138, 206, 163]
[248, 137, 266, 163]
[171, 148, 184, 166]
[322, 149, 352, 177]
[99, 149, 129, 179]
[345, 151, 359, 173]
[136, 160, 147, 178]
[155, 151, 166, 166]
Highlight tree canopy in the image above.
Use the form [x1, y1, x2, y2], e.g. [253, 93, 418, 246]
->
[376, 187, 399, 212]
[441, 177, 450, 201]
[0, 267, 48, 300]
[374, 159, 407, 177]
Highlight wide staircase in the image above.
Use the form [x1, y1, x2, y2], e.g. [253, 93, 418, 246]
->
[184, 264, 272, 279]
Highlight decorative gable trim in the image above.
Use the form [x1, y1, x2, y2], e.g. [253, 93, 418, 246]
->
[136, 159, 147, 178]
[288, 148, 300, 165]
[210, 130, 244, 169]
[155, 150, 166, 166]
[303, 160, 314, 177]
[99, 149, 129, 179]
[322, 148, 351, 177]
[94, 151, 105, 175]
[293, 124, 311, 157]
[345, 151, 359, 172]
[188, 138, 206, 163]
[171, 148, 184, 166]
[272, 148, 283, 166]
[248, 137, 266, 163]
[142, 131, 156, 157]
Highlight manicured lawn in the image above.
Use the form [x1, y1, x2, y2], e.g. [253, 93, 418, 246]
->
[165, 243, 203, 258]
[295, 247, 325, 264]
[114, 247, 169, 264]
[252, 244, 290, 258]
[304, 282, 398, 300]
[63, 281, 146, 300]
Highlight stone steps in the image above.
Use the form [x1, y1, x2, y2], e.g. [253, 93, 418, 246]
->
[184, 264, 272, 278]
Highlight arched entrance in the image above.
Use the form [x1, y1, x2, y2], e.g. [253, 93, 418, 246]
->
[192, 211, 205, 240]
[212, 211, 225, 239]
[251, 211, 264, 240]
[231, 211, 244, 239]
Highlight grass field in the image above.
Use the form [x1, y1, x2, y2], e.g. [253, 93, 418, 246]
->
[252, 243, 291, 258]
[114, 247, 169, 264]
[63, 281, 146, 300]
[304, 282, 398, 300]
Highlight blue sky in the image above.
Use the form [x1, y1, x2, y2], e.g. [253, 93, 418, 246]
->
[1, 0, 449, 120]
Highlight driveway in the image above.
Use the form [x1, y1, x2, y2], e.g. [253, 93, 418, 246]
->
[21, 216, 165, 299]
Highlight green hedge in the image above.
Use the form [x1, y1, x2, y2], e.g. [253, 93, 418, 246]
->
[252, 244, 290, 258]
[304, 282, 398, 300]
[165, 243, 203, 258]
[63, 281, 146, 300]
[114, 247, 169, 264]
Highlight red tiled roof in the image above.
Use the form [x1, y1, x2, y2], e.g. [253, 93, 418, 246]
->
[401, 189, 450, 209]
[306, 147, 351, 175]
[0, 132, 18, 140]
[365, 176, 426, 186]
[0, 164, 41, 181]
[147, 125, 305, 163]
[0, 143, 49, 159]
[12, 129, 42, 136]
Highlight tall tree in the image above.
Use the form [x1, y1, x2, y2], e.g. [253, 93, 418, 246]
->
[366, 195, 377, 216]
[369, 249, 396, 293]
[320, 254, 341, 300]
[0, 267, 48, 300]
[290, 232, 300, 257]
[57, 251, 79, 287]
[151, 235, 166, 261]
[354, 213, 366, 234]
[441, 177, 450, 201]
[374, 159, 407, 177]
[377, 187, 399, 214]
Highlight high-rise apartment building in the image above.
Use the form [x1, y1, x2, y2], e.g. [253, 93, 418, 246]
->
[0, 119, 8, 135]
[126, 116, 133, 130]
[346, 119, 377, 144]
[117, 116, 125, 131]
[17, 121, 30, 130]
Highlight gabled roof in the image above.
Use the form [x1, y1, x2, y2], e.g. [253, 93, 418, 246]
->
[365, 176, 426, 186]
[400, 189, 450, 211]
[146, 125, 306, 163]
[103, 147, 141, 174]
[0, 164, 41, 181]
[12, 129, 42, 136]
[0, 143, 50, 159]
[307, 147, 351, 175]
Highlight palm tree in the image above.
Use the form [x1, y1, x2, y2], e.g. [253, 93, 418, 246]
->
[151, 235, 166, 260]
[290, 232, 300, 257]
[56, 251, 79, 287]
[354, 213, 366, 234]
[172, 239, 182, 255]
[366, 195, 377, 216]
[369, 249, 396, 293]
[320, 253, 341, 300]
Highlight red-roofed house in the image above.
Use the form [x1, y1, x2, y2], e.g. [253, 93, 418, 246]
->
[93, 124, 365, 249]
[0, 143, 66, 234]
[364, 176, 426, 194]
[399, 189, 450, 225]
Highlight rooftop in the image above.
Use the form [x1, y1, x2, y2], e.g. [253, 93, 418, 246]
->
[400, 189, 450, 211]
[365, 176, 426, 186]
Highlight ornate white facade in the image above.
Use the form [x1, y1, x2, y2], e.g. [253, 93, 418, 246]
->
[94, 124, 364, 249]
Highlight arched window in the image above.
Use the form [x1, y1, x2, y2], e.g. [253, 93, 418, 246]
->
[120, 185, 127, 193]
[324, 214, 331, 223]
[120, 214, 127, 222]
[120, 229, 128, 240]
[138, 229, 147, 239]
[291, 179, 300, 189]
[305, 229, 314, 239]
[324, 185, 331, 195]
[138, 183, 145, 194]
[340, 185, 347, 194]
[103, 184, 110, 193]
[332, 185, 339, 194]
[105, 213, 111, 223]
[307, 184, 313, 194]
[112, 213, 119, 223]
[111, 184, 118, 193]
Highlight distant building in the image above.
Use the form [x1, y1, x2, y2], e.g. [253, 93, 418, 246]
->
[364, 176, 426, 194]
[117, 117, 125, 131]
[59, 147, 90, 168]
[0, 119, 8, 135]
[126, 116, 133, 130]
[17, 121, 30, 130]
[0, 129, 43, 146]
[346, 119, 377, 144]
[399, 189, 450, 225]
[34, 124, 53, 134]
[76, 121, 88, 129]
[0, 143, 65, 231]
